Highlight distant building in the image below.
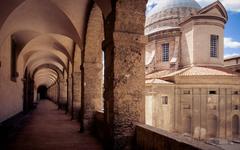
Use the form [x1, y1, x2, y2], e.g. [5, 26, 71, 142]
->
[145, 0, 240, 140]
[224, 55, 240, 73]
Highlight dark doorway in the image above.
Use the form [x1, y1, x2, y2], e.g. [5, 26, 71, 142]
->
[37, 86, 48, 100]
[23, 69, 34, 113]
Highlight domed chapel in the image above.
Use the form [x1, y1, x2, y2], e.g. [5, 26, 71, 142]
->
[145, 0, 240, 140]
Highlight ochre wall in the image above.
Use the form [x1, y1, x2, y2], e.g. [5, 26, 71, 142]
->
[0, 36, 24, 122]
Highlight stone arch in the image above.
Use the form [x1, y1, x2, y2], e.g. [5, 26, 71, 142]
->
[82, 3, 105, 130]
[207, 114, 218, 138]
[24, 52, 67, 72]
[31, 64, 63, 80]
[19, 34, 73, 63]
[0, 0, 83, 49]
[182, 115, 192, 134]
[232, 114, 239, 138]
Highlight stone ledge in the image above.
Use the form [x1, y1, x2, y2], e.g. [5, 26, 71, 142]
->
[135, 123, 220, 150]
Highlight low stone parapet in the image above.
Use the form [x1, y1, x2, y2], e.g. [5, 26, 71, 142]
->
[135, 123, 220, 150]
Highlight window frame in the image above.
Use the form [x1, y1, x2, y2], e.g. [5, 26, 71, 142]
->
[210, 35, 219, 58]
[161, 96, 168, 105]
[162, 43, 169, 62]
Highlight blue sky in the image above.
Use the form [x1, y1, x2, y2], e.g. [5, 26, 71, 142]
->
[147, 0, 240, 58]
[224, 12, 240, 58]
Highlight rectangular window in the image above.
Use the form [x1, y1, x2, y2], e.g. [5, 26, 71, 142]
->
[234, 105, 239, 110]
[209, 90, 217, 95]
[233, 91, 239, 95]
[183, 90, 191, 95]
[210, 35, 218, 57]
[162, 96, 168, 105]
[162, 43, 169, 62]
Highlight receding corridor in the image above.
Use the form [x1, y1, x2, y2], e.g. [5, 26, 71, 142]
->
[5, 100, 103, 150]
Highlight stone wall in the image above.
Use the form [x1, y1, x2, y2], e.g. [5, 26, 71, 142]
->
[146, 82, 240, 140]
[146, 85, 175, 132]
[0, 36, 24, 122]
[135, 123, 219, 150]
[47, 83, 58, 103]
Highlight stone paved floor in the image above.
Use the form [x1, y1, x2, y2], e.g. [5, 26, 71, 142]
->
[6, 100, 103, 150]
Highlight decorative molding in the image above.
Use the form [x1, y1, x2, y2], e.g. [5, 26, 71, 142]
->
[193, 22, 224, 29]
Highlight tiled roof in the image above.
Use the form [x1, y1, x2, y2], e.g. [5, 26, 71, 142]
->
[146, 70, 171, 79]
[224, 55, 240, 61]
[163, 66, 238, 78]
[146, 79, 174, 84]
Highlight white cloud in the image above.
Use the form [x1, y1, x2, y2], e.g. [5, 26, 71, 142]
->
[196, 0, 240, 12]
[224, 37, 240, 49]
[222, 0, 240, 12]
[224, 53, 240, 59]
[196, 0, 215, 7]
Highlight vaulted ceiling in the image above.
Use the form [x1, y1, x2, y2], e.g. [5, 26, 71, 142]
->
[0, 0, 111, 88]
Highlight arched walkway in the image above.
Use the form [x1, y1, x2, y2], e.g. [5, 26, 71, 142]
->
[0, 0, 147, 149]
[5, 100, 103, 150]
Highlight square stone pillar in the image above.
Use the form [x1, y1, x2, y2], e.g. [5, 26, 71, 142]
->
[59, 79, 67, 109]
[67, 76, 73, 114]
[111, 31, 145, 149]
[72, 72, 81, 120]
[84, 62, 103, 130]
[103, 1, 146, 149]
[104, 0, 146, 149]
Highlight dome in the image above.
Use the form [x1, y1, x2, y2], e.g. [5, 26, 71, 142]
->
[146, 0, 201, 16]
[145, 0, 201, 35]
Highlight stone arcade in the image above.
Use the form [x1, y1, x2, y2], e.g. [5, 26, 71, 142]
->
[0, 0, 146, 149]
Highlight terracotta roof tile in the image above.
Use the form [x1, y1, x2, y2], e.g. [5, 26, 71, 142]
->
[146, 79, 174, 84]
[146, 70, 171, 79]
[163, 66, 238, 78]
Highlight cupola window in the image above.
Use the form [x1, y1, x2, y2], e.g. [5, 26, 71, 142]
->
[210, 35, 219, 58]
[162, 43, 169, 62]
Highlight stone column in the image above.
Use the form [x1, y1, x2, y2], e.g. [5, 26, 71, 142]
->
[67, 76, 73, 114]
[59, 79, 67, 110]
[84, 62, 103, 129]
[72, 72, 81, 120]
[103, 1, 146, 149]
[57, 80, 60, 108]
